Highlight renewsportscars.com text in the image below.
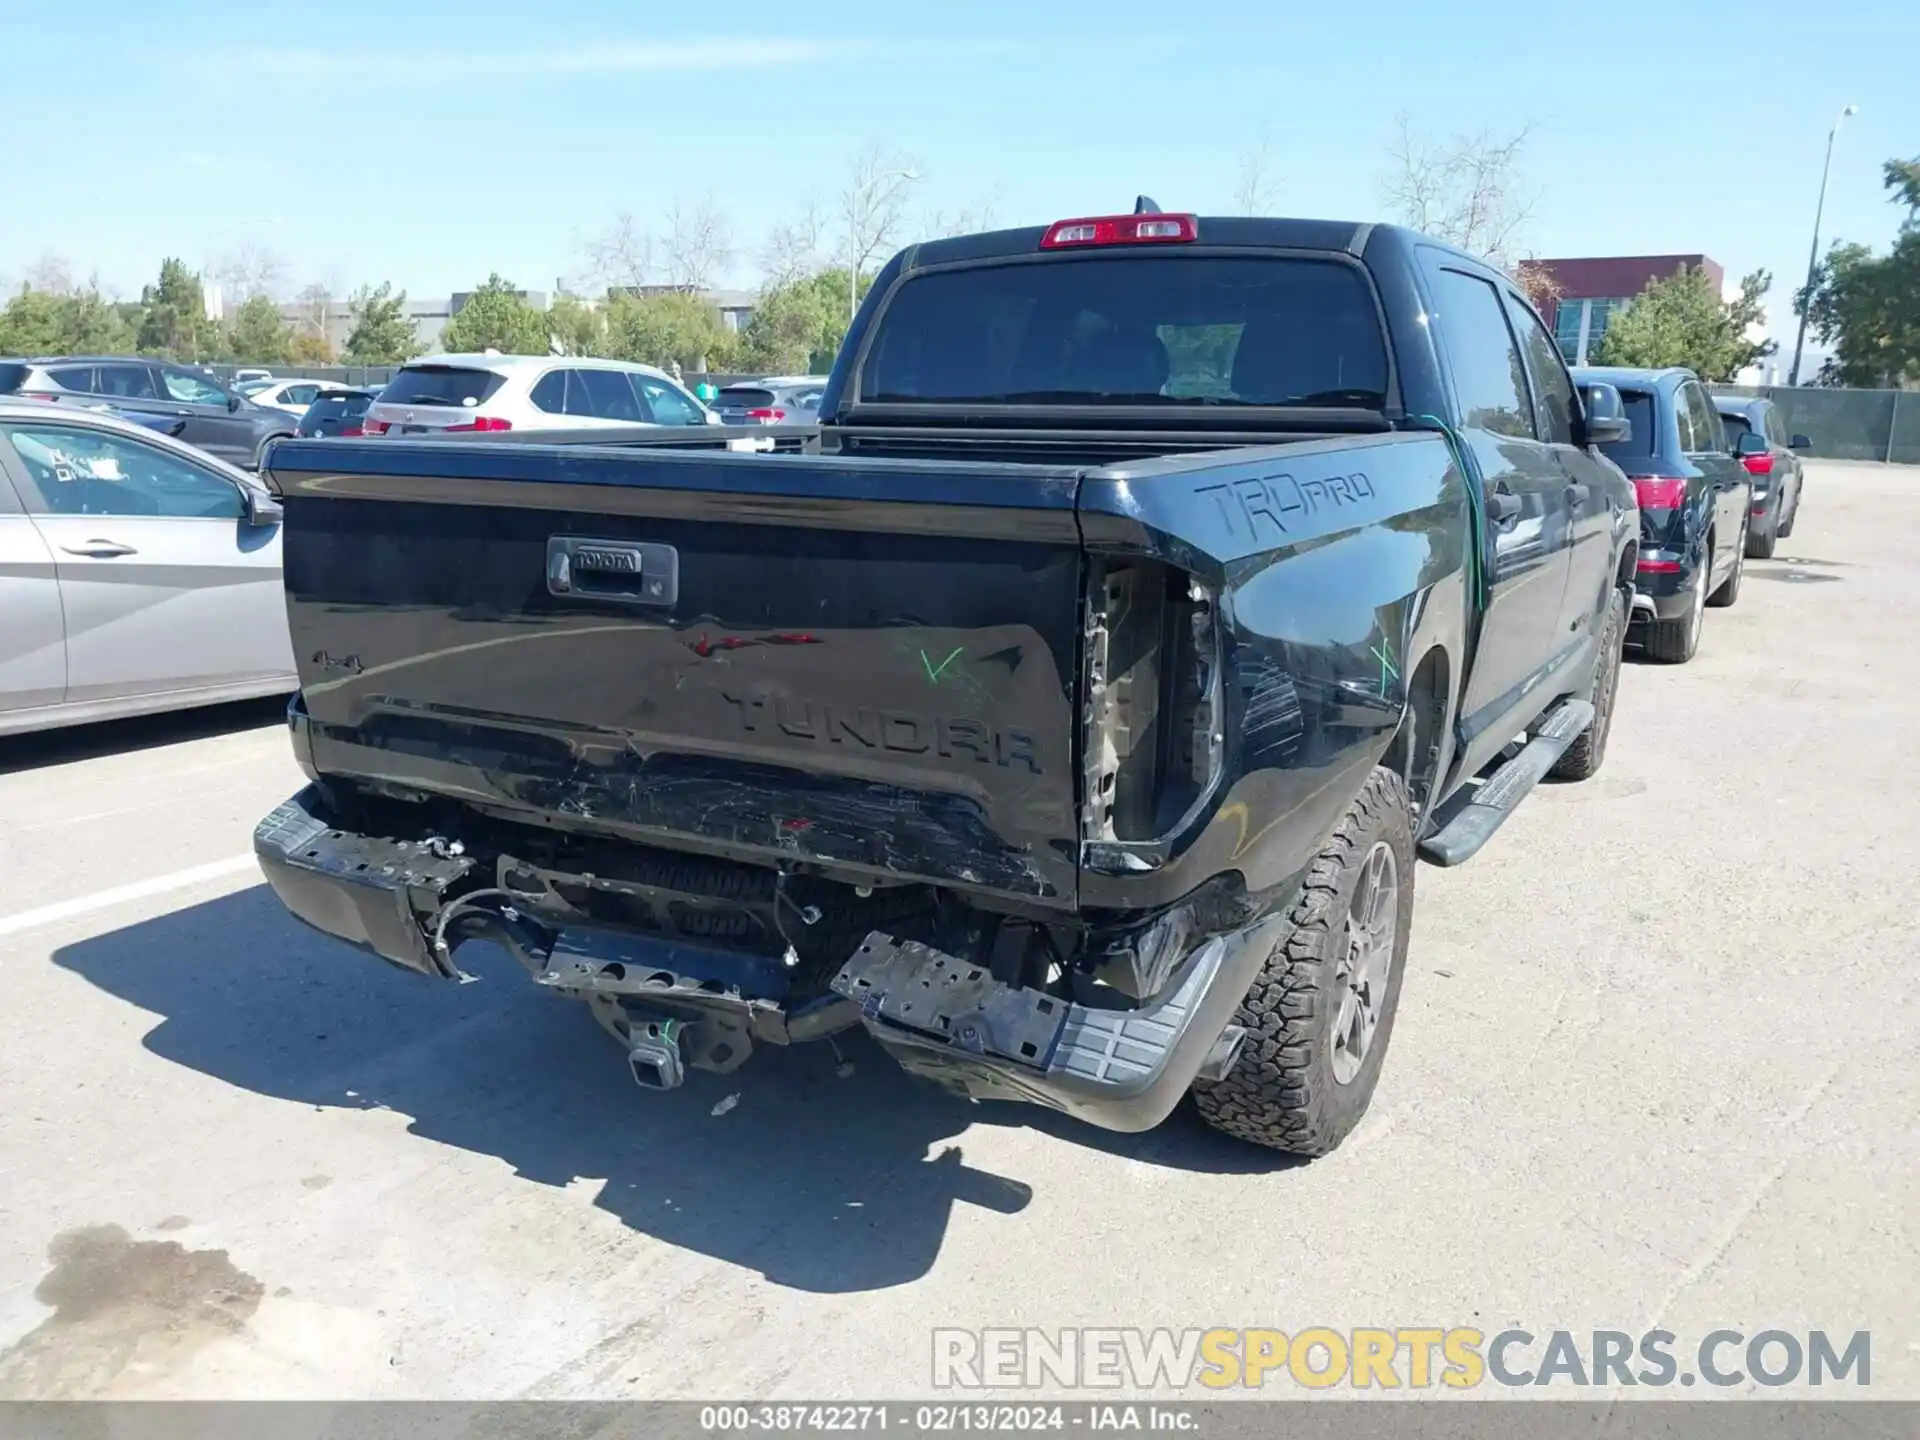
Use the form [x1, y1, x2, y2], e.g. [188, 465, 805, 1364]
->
[931, 1328, 1872, 1391]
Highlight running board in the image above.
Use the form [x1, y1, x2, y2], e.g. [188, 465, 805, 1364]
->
[1417, 698, 1595, 868]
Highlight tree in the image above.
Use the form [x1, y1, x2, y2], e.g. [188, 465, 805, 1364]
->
[226, 293, 293, 363]
[207, 243, 286, 306]
[135, 258, 219, 360]
[580, 210, 656, 292]
[342, 282, 418, 363]
[289, 331, 335, 364]
[546, 293, 605, 356]
[602, 290, 736, 372]
[1381, 114, 1533, 265]
[1235, 126, 1280, 215]
[760, 205, 826, 287]
[1800, 157, 1920, 388]
[737, 270, 858, 374]
[838, 143, 921, 318]
[663, 195, 734, 291]
[1592, 266, 1775, 381]
[1511, 258, 1563, 314]
[0, 284, 133, 357]
[439, 274, 550, 355]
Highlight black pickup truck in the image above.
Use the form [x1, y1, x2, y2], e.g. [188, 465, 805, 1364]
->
[253, 209, 1639, 1157]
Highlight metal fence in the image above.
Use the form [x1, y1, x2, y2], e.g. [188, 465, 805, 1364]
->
[1707, 384, 1918, 464]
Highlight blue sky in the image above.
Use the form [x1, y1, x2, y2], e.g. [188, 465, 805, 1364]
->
[1, 0, 1914, 356]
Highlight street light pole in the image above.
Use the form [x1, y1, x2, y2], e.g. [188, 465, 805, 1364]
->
[1788, 104, 1857, 387]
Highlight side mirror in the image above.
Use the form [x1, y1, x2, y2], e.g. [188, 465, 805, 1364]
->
[228, 393, 242, 412]
[1790, 433, 1812, 451]
[243, 486, 283, 526]
[1582, 382, 1631, 446]
[1734, 431, 1768, 458]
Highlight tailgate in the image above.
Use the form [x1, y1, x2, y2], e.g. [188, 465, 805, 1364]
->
[267, 438, 1087, 906]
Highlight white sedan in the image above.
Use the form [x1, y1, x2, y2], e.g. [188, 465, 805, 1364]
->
[245, 379, 358, 417]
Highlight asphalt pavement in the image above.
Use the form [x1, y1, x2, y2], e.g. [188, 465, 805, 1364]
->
[0, 460, 1915, 1401]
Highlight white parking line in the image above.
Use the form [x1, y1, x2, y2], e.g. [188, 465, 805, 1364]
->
[0, 853, 258, 939]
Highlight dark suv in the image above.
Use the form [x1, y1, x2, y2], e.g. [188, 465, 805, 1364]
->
[1713, 395, 1809, 558]
[1574, 365, 1753, 664]
[0, 356, 297, 469]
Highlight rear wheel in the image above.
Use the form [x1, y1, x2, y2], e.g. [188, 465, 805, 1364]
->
[1191, 767, 1415, 1157]
[1551, 585, 1625, 781]
[1746, 513, 1778, 559]
[1643, 551, 1706, 664]
[1778, 483, 1801, 538]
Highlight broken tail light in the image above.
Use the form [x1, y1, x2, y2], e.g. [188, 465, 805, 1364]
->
[1082, 560, 1223, 864]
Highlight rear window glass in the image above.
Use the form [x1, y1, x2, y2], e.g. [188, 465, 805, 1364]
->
[717, 387, 776, 408]
[1598, 390, 1659, 461]
[0, 363, 27, 394]
[1718, 412, 1753, 441]
[378, 366, 507, 408]
[309, 394, 372, 417]
[857, 254, 1389, 407]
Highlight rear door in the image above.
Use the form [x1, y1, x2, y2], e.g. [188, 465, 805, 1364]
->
[1425, 263, 1575, 759]
[0, 421, 291, 704]
[93, 361, 174, 430]
[1681, 380, 1748, 575]
[0, 463, 66, 718]
[633, 374, 712, 428]
[159, 366, 252, 463]
[1505, 290, 1616, 640]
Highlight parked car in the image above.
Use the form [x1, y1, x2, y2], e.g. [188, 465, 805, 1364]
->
[2, 357, 299, 470]
[1574, 365, 1752, 664]
[1713, 395, 1809, 558]
[0, 400, 295, 737]
[248, 378, 358, 417]
[362, 355, 720, 436]
[232, 367, 275, 386]
[711, 375, 830, 425]
[294, 388, 379, 438]
[255, 211, 1639, 1159]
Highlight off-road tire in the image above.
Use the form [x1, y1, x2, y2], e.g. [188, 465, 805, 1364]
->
[1746, 514, 1778, 559]
[1191, 767, 1415, 1157]
[1643, 551, 1706, 664]
[1550, 585, 1626, 782]
[1708, 521, 1746, 607]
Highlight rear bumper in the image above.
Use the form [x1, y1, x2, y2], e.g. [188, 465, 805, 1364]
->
[1630, 555, 1703, 622]
[254, 785, 1270, 1134]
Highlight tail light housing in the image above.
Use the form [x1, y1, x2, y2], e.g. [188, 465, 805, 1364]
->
[1082, 559, 1223, 868]
[444, 415, 513, 432]
[1041, 213, 1199, 249]
[362, 418, 390, 435]
[1742, 453, 1774, 476]
[1630, 476, 1688, 509]
[746, 407, 786, 423]
[1637, 558, 1682, 574]
[339, 423, 364, 437]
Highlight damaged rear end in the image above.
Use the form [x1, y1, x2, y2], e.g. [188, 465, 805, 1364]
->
[255, 436, 1260, 1129]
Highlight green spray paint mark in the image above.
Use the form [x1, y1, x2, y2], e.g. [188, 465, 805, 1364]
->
[1370, 639, 1400, 697]
[921, 646, 964, 684]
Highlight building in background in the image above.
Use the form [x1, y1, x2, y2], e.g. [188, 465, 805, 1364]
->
[1533, 255, 1725, 366]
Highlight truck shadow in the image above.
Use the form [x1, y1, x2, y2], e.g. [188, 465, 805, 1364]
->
[52, 886, 1296, 1294]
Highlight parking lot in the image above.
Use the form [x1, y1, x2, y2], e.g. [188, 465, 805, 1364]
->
[0, 457, 1915, 1402]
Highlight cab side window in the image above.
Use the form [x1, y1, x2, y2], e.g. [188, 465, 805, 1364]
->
[1503, 294, 1577, 445]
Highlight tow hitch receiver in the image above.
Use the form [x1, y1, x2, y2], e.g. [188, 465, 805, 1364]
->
[625, 1013, 688, 1090]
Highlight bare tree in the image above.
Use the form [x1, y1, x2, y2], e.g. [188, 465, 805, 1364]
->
[580, 210, 657, 293]
[1381, 113, 1535, 264]
[24, 253, 76, 294]
[1235, 126, 1280, 215]
[662, 194, 735, 292]
[920, 194, 1002, 241]
[838, 143, 922, 316]
[208, 242, 288, 302]
[759, 204, 826, 288]
[293, 282, 333, 335]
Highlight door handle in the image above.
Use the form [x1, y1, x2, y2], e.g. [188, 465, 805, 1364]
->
[1486, 487, 1522, 525]
[62, 540, 138, 558]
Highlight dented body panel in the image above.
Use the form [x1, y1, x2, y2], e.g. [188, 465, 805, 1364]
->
[251, 215, 1637, 1134]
